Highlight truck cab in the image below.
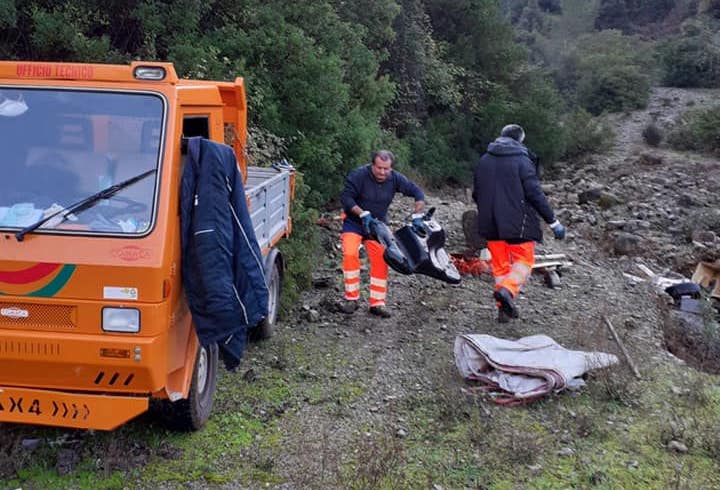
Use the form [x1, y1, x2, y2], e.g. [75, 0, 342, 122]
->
[0, 61, 293, 430]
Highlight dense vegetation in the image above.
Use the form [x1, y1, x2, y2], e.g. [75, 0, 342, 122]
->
[0, 0, 575, 201]
[1, 0, 718, 299]
[668, 104, 720, 155]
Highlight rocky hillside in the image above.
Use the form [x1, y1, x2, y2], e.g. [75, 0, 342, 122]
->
[551, 87, 720, 276]
[2, 87, 719, 489]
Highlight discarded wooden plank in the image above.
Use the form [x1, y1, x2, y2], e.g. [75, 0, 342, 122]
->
[623, 273, 645, 283]
[532, 261, 573, 270]
[637, 264, 655, 278]
[534, 254, 567, 261]
[603, 316, 642, 380]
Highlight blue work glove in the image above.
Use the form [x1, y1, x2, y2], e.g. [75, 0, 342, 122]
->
[360, 210, 374, 235]
[411, 213, 428, 236]
[549, 220, 566, 240]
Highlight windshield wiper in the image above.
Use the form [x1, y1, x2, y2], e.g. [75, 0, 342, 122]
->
[15, 168, 157, 242]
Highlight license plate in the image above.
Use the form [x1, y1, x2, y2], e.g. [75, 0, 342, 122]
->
[0, 386, 148, 430]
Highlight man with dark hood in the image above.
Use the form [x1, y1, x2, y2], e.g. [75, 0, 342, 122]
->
[473, 124, 566, 322]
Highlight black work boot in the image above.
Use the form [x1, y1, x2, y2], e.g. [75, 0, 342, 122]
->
[338, 300, 359, 314]
[497, 308, 511, 323]
[369, 305, 392, 318]
[493, 287, 519, 320]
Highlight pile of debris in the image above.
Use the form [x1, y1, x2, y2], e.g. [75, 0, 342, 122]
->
[629, 259, 720, 373]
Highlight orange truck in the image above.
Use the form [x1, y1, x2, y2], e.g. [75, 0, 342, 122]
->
[0, 61, 294, 430]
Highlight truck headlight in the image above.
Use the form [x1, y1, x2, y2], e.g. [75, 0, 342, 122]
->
[102, 308, 140, 333]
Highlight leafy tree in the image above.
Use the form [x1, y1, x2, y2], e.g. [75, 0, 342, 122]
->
[558, 30, 652, 114]
[518, 0, 549, 34]
[538, 0, 562, 13]
[332, 0, 401, 59]
[0, 0, 16, 29]
[594, 0, 631, 32]
[382, 0, 465, 141]
[595, 0, 677, 32]
[658, 18, 720, 88]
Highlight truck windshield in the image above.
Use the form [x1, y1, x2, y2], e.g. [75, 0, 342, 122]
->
[0, 87, 164, 236]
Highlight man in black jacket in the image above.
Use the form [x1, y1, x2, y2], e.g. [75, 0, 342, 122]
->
[473, 124, 566, 322]
[339, 150, 426, 318]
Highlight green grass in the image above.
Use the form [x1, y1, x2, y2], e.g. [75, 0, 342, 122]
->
[3, 334, 720, 490]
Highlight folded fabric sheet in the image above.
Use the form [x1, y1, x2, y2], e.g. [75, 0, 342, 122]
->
[454, 334, 618, 405]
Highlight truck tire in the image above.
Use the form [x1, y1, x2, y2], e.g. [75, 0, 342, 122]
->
[165, 342, 218, 431]
[256, 259, 281, 339]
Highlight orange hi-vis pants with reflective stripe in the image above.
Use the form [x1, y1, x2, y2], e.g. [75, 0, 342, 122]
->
[342, 232, 388, 307]
[487, 240, 535, 298]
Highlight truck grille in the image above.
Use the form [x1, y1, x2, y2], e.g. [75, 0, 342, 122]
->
[0, 340, 61, 357]
[0, 302, 76, 329]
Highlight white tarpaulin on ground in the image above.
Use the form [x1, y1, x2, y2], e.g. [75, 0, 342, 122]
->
[454, 334, 619, 405]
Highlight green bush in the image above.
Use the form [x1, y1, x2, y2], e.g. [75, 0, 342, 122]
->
[556, 30, 653, 116]
[642, 123, 663, 147]
[277, 174, 320, 315]
[561, 108, 615, 159]
[577, 63, 650, 115]
[657, 20, 720, 88]
[406, 115, 474, 186]
[667, 106, 720, 155]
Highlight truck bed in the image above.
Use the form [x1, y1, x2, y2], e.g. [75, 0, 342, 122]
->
[245, 166, 294, 253]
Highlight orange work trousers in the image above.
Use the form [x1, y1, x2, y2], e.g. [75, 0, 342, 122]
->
[487, 240, 535, 298]
[341, 232, 388, 307]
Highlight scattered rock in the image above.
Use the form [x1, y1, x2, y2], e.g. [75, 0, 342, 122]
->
[598, 191, 623, 209]
[243, 368, 258, 383]
[22, 438, 40, 451]
[578, 187, 603, 204]
[677, 194, 698, 208]
[638, 153, 663, 166]
[55, 448, 79, 476]
[304, 309, 321, 322]
[613, 232, 643, 256]
[312, 276, 332, 288]
[667, 440, 688, 453]
[691, 230, 716, 244]
[558, 447, 575, 457]
[590, 471, 606, 484]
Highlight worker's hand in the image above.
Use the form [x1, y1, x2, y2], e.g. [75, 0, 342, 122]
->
[549, 220, 566, 240]
[411, 213, 428, 236]
[360, 210, 374, 235]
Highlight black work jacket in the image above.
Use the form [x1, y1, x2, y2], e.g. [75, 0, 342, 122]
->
[472, 137, 555, 243]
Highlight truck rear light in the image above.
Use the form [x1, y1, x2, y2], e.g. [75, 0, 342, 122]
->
[133, 66, 166, 81]
[102, 308, 140, 333]
[99, 348, 131, 359]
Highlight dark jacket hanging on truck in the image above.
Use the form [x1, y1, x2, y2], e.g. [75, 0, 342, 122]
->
[180, 137, 269, 370]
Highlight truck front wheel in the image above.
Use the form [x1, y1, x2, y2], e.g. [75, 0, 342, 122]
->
[165, 342, 218, 431]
